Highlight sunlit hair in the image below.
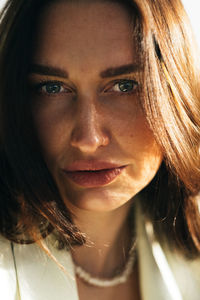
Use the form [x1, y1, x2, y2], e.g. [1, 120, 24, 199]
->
[0, 0, 199, 255]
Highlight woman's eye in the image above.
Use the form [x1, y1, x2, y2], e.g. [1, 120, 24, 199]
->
[107, 80, 138, 93]
[33, 81, 71, 95]
[43, 82, 63, 94]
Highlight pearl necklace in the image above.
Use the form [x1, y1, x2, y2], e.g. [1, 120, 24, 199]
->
[74, 238, 137, 287]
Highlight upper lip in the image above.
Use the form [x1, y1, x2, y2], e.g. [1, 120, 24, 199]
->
[63, 160, 125, 171]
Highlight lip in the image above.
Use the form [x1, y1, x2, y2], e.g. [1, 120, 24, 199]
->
[62, 160, 127, 187]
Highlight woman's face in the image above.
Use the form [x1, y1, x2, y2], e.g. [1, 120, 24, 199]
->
[30, 0, 162, 212]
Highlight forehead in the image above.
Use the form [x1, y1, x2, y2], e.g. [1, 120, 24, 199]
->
[33, 1, 136, 75]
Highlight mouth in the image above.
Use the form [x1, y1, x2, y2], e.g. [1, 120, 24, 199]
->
[63, 162, 126, 187]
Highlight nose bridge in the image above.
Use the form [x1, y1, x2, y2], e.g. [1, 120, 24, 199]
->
[80, 99, 97, 131]
[70, 96, 109, 153]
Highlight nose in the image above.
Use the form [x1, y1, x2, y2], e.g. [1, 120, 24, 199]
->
[70, 100, 109, 153]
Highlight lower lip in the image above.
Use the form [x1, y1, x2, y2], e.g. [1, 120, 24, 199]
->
[63, 166, 126, 187]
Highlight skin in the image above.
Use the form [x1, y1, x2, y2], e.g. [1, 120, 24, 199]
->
[30, 1, 162, 299]
[31, 0, 162, 213]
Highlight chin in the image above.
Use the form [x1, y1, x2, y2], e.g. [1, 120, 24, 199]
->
[62, 186, 137, 212]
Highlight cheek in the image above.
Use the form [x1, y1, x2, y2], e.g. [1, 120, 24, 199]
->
[107, 100, 163, 173]
[125, 122, 163, 183]
[32, 101, 73, 158]
[107, 99, 156, 151]
[126, 116, 162, 167]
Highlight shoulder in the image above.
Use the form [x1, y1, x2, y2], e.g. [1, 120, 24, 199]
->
[0, 235, 15, 271]
[135, 201, 200, 300]
[0, 234, 79, 300]
[162, 240, 200, 300]
[0, 235, 19, 299]
[11, 234, 79, 300]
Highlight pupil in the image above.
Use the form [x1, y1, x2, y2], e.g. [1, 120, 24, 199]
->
[46, 83, 60, 93]
[119, 81, 133, 92]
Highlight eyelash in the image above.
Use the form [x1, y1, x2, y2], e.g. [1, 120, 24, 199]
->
[105, 78, 138, 95]
[30, 78, 139, 96]
[31, 80, 71, 96]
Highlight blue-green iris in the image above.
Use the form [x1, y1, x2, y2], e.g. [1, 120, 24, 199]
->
[118, 80, 135, 92]
[45, 83, 61, 94]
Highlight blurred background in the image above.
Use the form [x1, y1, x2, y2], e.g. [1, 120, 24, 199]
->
[0, 0, 199, 47]
[181, 0, 200, 49]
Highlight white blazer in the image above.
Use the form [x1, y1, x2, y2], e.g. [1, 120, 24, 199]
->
[0, 204, 200, 300]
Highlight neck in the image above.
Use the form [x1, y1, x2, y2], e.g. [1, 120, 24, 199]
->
[71, 200, 134, 278]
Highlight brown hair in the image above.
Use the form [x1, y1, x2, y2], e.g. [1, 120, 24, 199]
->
[0, 0, 199, 255]
[133, 0, 200, 255]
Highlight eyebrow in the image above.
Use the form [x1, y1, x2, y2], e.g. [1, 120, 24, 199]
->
[29, 63, 140, 79]
[29, 64, 69, 78]
[100, 64, 140, 78]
